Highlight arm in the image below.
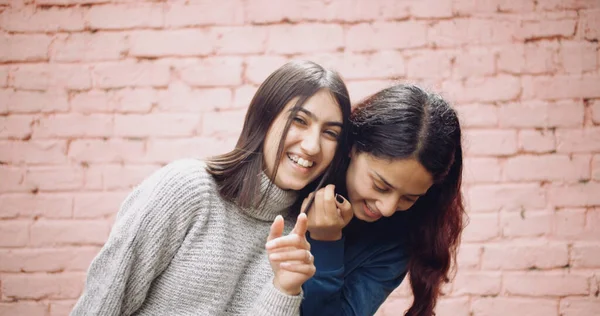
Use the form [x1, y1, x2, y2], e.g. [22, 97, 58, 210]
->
[301, 238, 409, 316]
[71, 159, 206, 316]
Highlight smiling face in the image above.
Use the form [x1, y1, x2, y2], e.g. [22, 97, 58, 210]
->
[345, 149, 434, 222]
[263, 89, 343, 191]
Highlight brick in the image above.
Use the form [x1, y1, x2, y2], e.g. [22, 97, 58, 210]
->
[114, 114, 199, 137]
[554, 208, 587, 238]
[0, 247, 99, 272]
[522, 76, 600, 100]
[453, 48, 496, 78]
[0, 66, 9, 89]
[519, 129, 556, 153]
[1, 272, 85, 299]
[13, 64, 92, 90]
[50, 32, 127, 62]
[499, 100, 584, 128]
[580, 9, 600, 40]
[233, 85, 258, 108]
[429, 19, 516, 47]
[472, 298, 558, 316]
[49, 300, 77, 316]
[157, 83, 232, 112]
[68, 139, 145, 163]
[0, 34, 51, 62]
[213, 27, 267, 55]
[267, 24, 344, 54]
[101, 164, 159, 191]
[462, 157, 502, 184]
[409, 0, 452, 17]
[452, 0, 501, 14]
[3, 89, 69, 113]
[502, 210, 552, 237]
[451, 271, 501, 295]
[462, 213, 499, 242]
[0, 166, 28, 193]
[0, 140, 67, 165]
[346, 80, 394, 104]
[88, 4, 163, 29]
[467, 184, 546, 212]
[0, 221, 29, 247]
[504, 155, 590, 182]
[559, 41, 598, 74]
[517, 13, 577, 40]
[571, 243, 600, 268]
[24, 166, 84, 192]
[73, 192, 127, 218]
[1, 7, 85, 32]
[146, 138, 236, 163]
[457, 244, 481, 269]
[165, 0, 243, 27]
[202, 110, 247, 137]
[560, 298, 600, 315]
[92, 61, 170, 88]
[592, 100, 600, 124]
[130, 30, 214, 58]
[482, 242, 568, 270]
[497, 43, 559, 75]
[593, 155, 600, 181]
[306, 51, 406, 80]
[503, 271, 589, 296]
[442, 75, 521, 103]
[463, 129, 518, 156]
[33, 114, 113, 138]
[71, 88, 156, 114]
[36, 0, 107, 3]
[405, 50, 452, 79]
[30, 220, 109, 246]
[178, 57, 243, 87]
[0, 194, 72, 219]
[244, 56, 289, 85]
[454, 104, 498, 128]
[346, 22, 427, 52]
[537, 0, 599, 11]
[245, 0, 385, 23]
[434, 297, 470, 316]
[0, 302, 48, 316]
[556, 128, 600, 153]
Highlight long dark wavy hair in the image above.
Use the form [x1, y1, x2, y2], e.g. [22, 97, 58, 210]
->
[351, 84, 465, 316]
[206, 60, 351, 209]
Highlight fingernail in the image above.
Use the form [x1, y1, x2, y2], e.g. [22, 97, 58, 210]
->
[335, 194, 345, 204]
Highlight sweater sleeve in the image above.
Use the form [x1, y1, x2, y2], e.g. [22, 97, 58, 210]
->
[71, 159, 208, 316]
[301, 237, 409, 316]
[247, 281, 303, 316]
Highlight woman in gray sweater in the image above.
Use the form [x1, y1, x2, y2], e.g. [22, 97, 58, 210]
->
[70, 60, 352, 316]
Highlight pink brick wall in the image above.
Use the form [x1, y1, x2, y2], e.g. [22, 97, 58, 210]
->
[1, 0, 599, 315]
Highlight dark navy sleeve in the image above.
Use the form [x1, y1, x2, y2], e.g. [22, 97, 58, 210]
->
[301, 235, 409, 316]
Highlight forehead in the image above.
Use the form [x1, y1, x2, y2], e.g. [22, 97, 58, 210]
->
[281, 90, 342, 120]
[356, 153, 433, 193]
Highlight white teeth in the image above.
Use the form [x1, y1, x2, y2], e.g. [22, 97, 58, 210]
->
[288, 154, 314, 168]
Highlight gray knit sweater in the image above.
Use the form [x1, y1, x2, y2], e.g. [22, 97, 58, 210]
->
[71, 159, 303, 316]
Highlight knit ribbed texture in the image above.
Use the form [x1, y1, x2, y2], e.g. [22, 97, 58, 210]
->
[70, 158, 302, 316]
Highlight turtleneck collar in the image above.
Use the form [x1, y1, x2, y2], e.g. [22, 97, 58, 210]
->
[241, 171, 298, 221]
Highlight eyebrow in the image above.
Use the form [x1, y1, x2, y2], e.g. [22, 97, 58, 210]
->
[293, 107, 343, 128]
[372, 171, 426, 197]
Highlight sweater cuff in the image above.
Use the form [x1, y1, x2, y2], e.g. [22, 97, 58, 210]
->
[307, 234, 344, 272]
[253, 280, 303, 316]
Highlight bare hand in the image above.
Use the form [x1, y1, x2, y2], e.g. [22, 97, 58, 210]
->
[265, 213, 315, 296]
[302, 184, 353, 241]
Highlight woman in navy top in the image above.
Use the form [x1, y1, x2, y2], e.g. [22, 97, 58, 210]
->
[296, 84, 465, 316]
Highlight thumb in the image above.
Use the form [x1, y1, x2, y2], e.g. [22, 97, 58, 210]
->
[267, 215, 284, 242]
[291, 212, 308, 236]
[335, 194, 353, 223]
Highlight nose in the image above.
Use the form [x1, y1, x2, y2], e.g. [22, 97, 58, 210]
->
[376, 196, 400, 217]
[300, 127, 321, 156]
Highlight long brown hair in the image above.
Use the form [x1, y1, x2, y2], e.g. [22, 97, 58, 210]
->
[351, 84, 465, 316]
[206, 60, 351, 209]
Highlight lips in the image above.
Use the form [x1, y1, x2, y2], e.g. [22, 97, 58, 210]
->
[363, 201, 382, 219]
